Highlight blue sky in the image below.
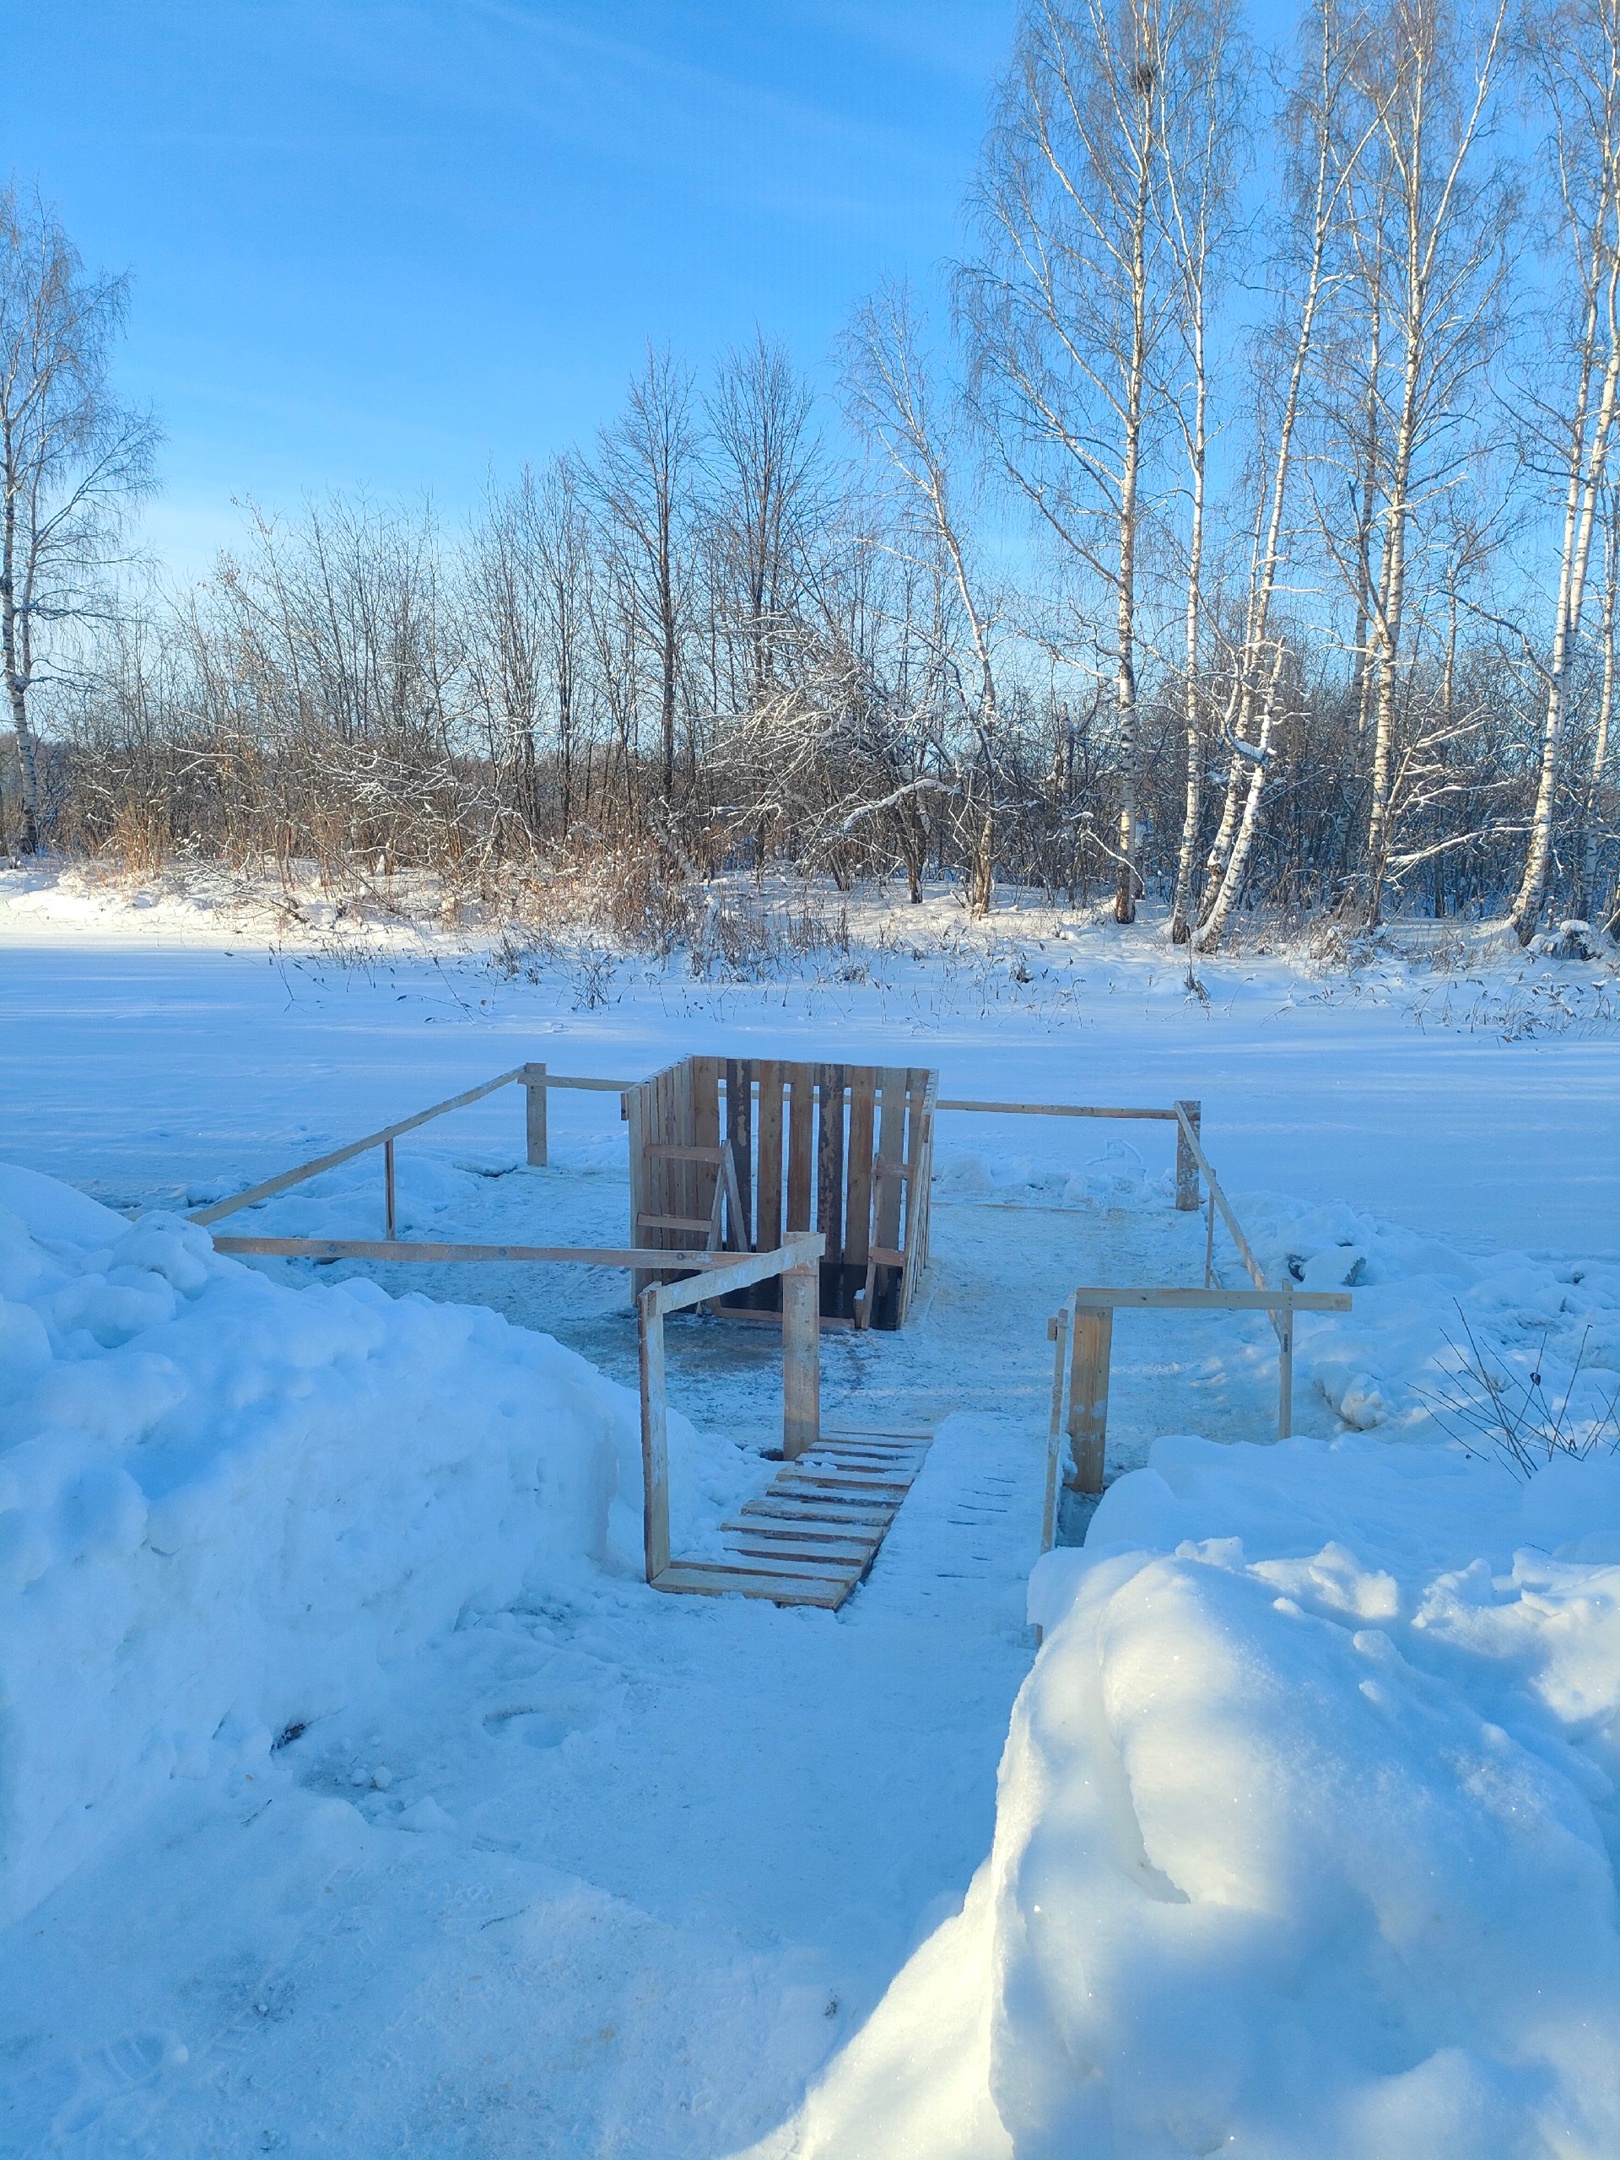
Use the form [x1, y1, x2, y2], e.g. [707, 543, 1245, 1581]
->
[9, 1, 1019, 569]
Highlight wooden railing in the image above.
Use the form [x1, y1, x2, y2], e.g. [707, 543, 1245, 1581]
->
[637, 1232, 825, 1582]
[1043, 1281, 1354, 1540]
[189, 1062, 632, 1232]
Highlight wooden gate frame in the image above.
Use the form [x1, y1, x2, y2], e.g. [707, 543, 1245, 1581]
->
[1043, 1281, 1354, 1538]
[637, 1230, 824, 1582]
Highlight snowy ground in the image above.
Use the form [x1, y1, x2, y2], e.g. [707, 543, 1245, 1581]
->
[1, 865, 1618, 2154]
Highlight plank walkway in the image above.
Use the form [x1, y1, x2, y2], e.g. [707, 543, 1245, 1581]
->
[650, 1426, 935, 1610]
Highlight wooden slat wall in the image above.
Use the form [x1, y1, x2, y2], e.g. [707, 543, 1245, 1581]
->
[631, 1055, 937, 1327]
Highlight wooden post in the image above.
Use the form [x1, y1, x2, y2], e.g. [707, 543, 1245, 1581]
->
[781, 1259, 821, 1460]
[1277, 1295, 1294, 1441]
[1204, 1188, 1216, 1287]
[1043, 1306, 1071, 1551]
[1174, 1100, 1201, 1211]
[638, 1288, 671, 1582]
[1067, 1305, 1112, 1495]
[525, 1062, 548, 1167]
[383, 1137, 397, 1240]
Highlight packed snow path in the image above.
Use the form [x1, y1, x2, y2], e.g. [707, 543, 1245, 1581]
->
[2, 1407, 1045, 2154]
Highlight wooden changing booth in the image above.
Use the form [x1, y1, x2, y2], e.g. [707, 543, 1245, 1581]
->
[625, 1057, 937, 1329]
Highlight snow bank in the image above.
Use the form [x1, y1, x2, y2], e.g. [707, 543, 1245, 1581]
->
[778, 1435, 1620, 2159]
[0, 1163, 693, 1927]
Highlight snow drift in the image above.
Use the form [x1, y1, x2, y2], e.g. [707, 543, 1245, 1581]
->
[776, 1434, 1620, 2159]
[0, 1163, 667, 1928]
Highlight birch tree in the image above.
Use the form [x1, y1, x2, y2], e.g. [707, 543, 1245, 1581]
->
[1158, 0, 1248, 941]
[1195, 0, 1377, 951]
[841, 281, 1003, 911]
[0, 188, 156, 854]
[961, 0, 1178, 922]
[1345, 0, 1512, 927]
[1509, 0, 1620, 937]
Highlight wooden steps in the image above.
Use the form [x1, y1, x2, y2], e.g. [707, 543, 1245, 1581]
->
[650, 1425, 934, 1610]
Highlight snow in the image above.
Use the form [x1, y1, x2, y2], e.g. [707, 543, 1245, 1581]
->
[0, 1159, 695, 1929]
[777, 1436, 1620, 2158]
[1, 868, 1618, 2153]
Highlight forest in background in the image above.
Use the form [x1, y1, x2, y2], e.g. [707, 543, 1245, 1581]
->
[5, 0, 1620, 953]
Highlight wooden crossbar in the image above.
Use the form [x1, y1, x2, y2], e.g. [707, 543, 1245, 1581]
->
[212, 1238, 748, 1269]
[1065, 1286, 1352, 1312]
[935, 1097, 1180, 1120]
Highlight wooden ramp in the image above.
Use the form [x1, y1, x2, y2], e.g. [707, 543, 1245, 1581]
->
[651, 1426, 934, 1610]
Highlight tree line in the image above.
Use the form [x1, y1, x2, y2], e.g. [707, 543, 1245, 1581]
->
[5, 0, 1620, 949]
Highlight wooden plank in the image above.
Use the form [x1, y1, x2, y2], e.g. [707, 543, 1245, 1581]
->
[781, 1258, 821, 1459]
[666, 1549, 859, 1585]
[740, 1498, 893, 1527]
[1060, 1285, 1351, 1312]
[626, 1079, 649, 1300]
[646, 1144, 727, 1163]
[725, 1059, 753, 1249]
[651, 1565, 850, 1609]
[383, 1136, 396, 1239]
[787, 1068, 815, 1234]
[723, 1522, 882, 1553]
[1174, 1098, 1201, 1210]
[1278, 1305, 1295, 1440]
[525, 1062, 548, 1167]
[756, 1061, 784, 1251]
[778, 1472, 912, 1498]
[674, 1058, 696, 1238]
[639, 1296, 670, 1579]
[213, 1237, 753, 1267]
[653, 1233, 823, 1316]
[933, 1099, 1178, 1120]
[874, 1069, 906, 1258]
[1043, 1304, 1071, 1553]
[845, 1069, 875, 1271]
[816, 1065, 845, 1261]
[1067, 1305, 1112, 1497]
[638, 1213, 720, 1236]
[821, 1426, 935, 1441]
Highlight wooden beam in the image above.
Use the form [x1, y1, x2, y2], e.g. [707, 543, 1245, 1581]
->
[650, 1233, 824, 1317]
[524, 1061, 548, 1167]
[934, 1098, 1178, 1120]
[1068, 1305, 1112, 1496]
[781, 1258, 821, 1460]
[1173, 1098, 1200, 1211]
[212, 1237, 753, 1269]
[638, 1294, 670, 1581]
[1062, 1285, 1351, 1312]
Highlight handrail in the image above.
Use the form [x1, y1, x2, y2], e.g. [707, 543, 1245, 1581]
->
[189, 1066, 531, 1224]
[211, 1237, 765, 1269]
[1171, 1102, 1278, 1337]
[1065, 1285, 1351, 1312]
[935, 1098, 1178, 1120]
